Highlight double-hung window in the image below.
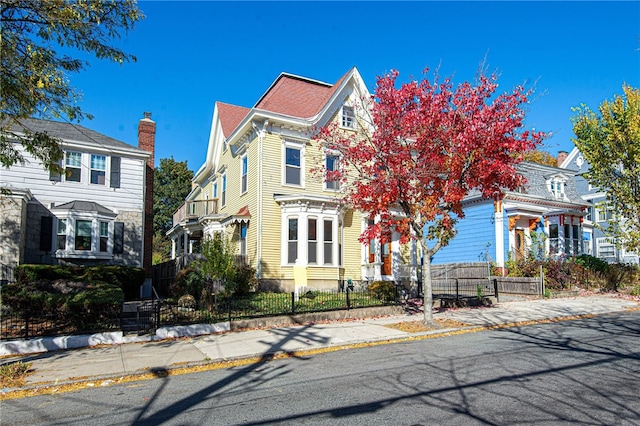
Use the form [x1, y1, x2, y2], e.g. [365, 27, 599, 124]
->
[308, 218, 317, 264]
[241, 154, 248, 194]
[91, 154, 106, 185]
[325, 154, 340, 191]
[284, 141, 304, 186]
[57, 219, 67, 250]
[100, 221, 109, 252]
[549, 178, 565, 199]
[65, 151, 82, 182]
[341, 105, 355, 129]
[75, 220, 93, 251]
[221, 173, 227, 207]
[323, 219, 333, 264]
[288, 218, 298, 264]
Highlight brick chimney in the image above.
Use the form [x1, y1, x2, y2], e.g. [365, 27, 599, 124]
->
[557, 150, 568, 168]
[138, 112, 155, 276]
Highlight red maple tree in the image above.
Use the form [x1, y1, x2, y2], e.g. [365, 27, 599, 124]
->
[314, 68, 545, 323]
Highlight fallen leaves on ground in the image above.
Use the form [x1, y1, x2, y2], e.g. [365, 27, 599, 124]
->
[384, 318, 468, 333]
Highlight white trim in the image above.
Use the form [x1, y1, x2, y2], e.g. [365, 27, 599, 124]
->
[282, 139, 305, 188]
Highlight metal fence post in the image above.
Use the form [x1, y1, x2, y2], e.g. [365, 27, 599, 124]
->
[227, 296, 232, 323]
[291, 291, 295, 314]
[455, 279, 460, 301]
[346, 286, 351, 309]
[494, 278, 499, 303]
[24, 311, 29, 339]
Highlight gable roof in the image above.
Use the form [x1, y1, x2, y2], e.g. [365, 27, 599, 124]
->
[7, 118, 145, 153]
[216, 102, 250, 138]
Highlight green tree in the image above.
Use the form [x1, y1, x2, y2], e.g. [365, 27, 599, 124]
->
[197, 235, 237, 295]
[153, 157, 193, 263]
[571, 85, 640, 252]
[523, 149, 558, 167]
[1, 1, 143, 172]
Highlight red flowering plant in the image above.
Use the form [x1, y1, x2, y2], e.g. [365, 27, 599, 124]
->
[313, 67, 545, 323]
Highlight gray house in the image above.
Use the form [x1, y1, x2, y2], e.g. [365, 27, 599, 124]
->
[560, 148, 639, 264]
[0, 115, 155, 280]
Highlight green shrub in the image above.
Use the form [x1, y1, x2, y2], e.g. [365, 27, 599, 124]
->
[65, 283, 124, 310]
[574, 255, 610, 275]
[15, 264, 79, 284]
[368, 280, 396, 302]
[4, 264, 140, 312]
[82, 265, 146, 300]
[228, 264, 257, 296]
[171, 267, 205, 302]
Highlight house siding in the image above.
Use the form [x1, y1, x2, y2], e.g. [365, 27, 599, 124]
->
[433, 201, 497, 264]
[1, 121, 149, 269]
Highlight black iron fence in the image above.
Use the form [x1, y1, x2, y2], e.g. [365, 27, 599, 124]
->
[0, 306, 122, 340]
[1, 288, 401, 340]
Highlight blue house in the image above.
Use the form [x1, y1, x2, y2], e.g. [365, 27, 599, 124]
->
[433, 161, 589, 267]
[560, 148, 639, 264]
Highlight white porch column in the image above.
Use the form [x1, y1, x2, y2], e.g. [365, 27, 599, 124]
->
[183, 232, 189, 255]
[298, 211, 308, 264]
[171, 238, 176, 259]
[494, 201, 505, 267]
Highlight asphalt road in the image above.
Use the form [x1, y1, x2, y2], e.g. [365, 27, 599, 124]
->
[3, 312, 640, 425]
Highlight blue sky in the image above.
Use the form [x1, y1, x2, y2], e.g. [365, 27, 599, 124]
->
[69, 1, 640, 170]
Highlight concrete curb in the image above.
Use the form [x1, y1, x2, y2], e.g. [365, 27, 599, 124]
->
[0, 321, 231, 356]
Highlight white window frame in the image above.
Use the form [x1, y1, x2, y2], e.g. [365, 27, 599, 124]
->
[281, 211, 339, 267]
[341, 105, 356, 129]
[282, 140, 305, 187]
[221, 172, 227, 207]
[308, 217, 317, 264]
[90, 154, 107, 185]
[53, 214, 115, 259]
[57, 218, 67, 250]
[241, 153, 248, 194]
[287, 217, 298, 264]
[65, 151, 83, 183]
[548, 178, 565, 199]
[324, 151, 340, 191]
[99, 221, 109, 252]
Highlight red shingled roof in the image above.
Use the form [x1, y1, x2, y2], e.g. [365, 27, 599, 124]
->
[217, 68, 353, 137]
[216, 102, 249, 138]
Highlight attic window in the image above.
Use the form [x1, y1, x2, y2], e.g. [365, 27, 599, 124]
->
[341, 105, 355, 129]
[549, 177, 566, 199]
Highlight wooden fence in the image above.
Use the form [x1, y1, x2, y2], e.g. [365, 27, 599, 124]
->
[431, 262, 543, 298]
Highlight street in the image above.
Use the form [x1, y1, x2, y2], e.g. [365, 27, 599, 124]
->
[3, 311, 639, 425]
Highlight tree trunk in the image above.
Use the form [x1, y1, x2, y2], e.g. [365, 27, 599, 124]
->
[422, 254, 434, 324]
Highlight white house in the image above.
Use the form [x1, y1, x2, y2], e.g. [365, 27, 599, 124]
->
[0, 115, 155, 278]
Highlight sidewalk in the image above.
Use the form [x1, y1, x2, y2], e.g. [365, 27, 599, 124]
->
[2, 295, 638, 394]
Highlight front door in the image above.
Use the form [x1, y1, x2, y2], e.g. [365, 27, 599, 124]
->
[515, 229, 525, 260]
[381, 240, 392, 276]
[368, 230, 392, 277]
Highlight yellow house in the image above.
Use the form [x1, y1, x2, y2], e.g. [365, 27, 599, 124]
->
[167, 67, 420, 292]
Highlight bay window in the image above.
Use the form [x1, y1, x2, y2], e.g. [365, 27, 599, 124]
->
[75, 220, 92, 250]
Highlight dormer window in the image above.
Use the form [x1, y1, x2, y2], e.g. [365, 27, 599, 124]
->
[341, 105, 355, 129]
[549, 177, 566, 199]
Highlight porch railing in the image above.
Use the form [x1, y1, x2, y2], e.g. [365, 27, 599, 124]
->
[172, 199, 219, 225]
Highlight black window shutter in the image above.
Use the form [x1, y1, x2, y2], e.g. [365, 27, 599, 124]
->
[110, 156, 121, 188]
[40, 216, 53, 251]
[113, 222, 124, 254]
